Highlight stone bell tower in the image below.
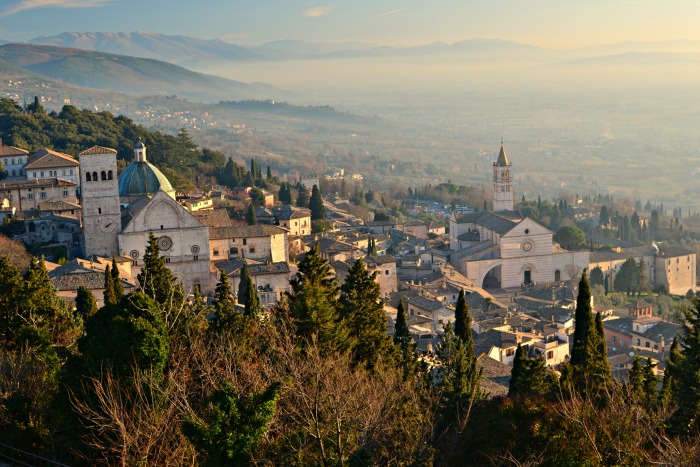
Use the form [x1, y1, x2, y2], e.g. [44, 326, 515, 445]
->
[80, 146, 120, 257]
[492, 143, 513, 212]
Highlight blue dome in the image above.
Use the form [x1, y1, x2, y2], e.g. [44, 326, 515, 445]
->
[134, 141, 145, 149]
[118, 161, 174, 199]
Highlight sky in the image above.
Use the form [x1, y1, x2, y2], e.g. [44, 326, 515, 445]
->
[2, 0, 700, 48]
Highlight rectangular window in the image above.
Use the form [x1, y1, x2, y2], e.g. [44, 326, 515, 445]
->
[63, 190, 69, 197]
[506, 348, 515, 357]
[193, 255, 198, 261]
[243, 239, 247, 245]
[27, 193, 34, 200]
[165, 257, 171, 263]
[612, 335, 616, 343]
[547, 351, 554, 359]
[40, 192, 47, 199]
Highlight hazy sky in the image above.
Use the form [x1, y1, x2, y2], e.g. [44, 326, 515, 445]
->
[2, 0, 700, 48]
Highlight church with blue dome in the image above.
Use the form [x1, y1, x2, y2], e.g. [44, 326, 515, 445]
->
[118, 141, 176, 204]
[80, 141, 212, 293]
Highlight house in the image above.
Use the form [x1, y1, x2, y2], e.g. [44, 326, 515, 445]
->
[0, 139, 29, 179]
[256, 205, 312, 237]
[474, 329, 541, 365]
[332, 255, 398, 298]
[209, 224, 288, 263]
[404, 220, 429, 239]
[214, 259, 292, 306]
[603, 315, 680, 353]
[25, 148, 81, 189]
[305, 237, 359, 263]
[49, 257, 138, 307]
[0, 178, 78, 212]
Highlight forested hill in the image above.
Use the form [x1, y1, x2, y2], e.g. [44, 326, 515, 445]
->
[0, 98, 228, 190]
[0, 43, 283, 102]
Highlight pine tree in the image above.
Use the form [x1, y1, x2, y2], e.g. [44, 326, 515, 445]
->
[0, 255, 23, 348]
[509, 344, 556, 397]
[339, 258, 392, 370]
[75, 285, 98, 318]
[246, 204, 257, 225]
[309, 184, 325, 220]
[111, 256, 124, 301]
[286, 244, 346, 353]
[628, 355, 644, 398]
[238, 264, 251, 305]
[137, 232, 185, 308]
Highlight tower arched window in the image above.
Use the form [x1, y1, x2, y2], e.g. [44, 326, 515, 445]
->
[101, 171, 106, 181]
[107, 170, 113, 180]
[86, 172, 92, 182]
[92, 171, 97, 181]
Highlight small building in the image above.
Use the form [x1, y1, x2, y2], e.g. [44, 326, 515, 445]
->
[0, 178, 78, 212]
[0, 140, 29, 179]
[25, 148, 81, 189]
[215, 259, 291, 306]
[209, 224, 289, 263]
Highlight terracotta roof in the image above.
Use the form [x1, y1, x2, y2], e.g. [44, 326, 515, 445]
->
[0, 178, 76, 189]
[477, 354, 511, 398]
[215, 259, 290, 277]
[36, 200, 81, 211]
[25, 149, 79, 169]
[0, 143, 28, 156]
[210, 224, 287, 240]
[192, 209, 238, 227]
[79, 145, 117, 156]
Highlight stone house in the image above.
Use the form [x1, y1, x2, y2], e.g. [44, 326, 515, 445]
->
[209, 224, 288, 264]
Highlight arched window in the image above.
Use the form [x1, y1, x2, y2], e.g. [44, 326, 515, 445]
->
[40, 171, 44, 177]
[19, 169, 23, 176]
[69, 169, 73, 175]
[18, 158, 22, 164]
[101, 171, 106, 181]
[107, 170, 113, 180]
[86, 172, 92, 182]
[10, 159, 14, 165]
[92, 171, 97, 181]
[11, 170, 15, 176]
[33, 172, 37, 178]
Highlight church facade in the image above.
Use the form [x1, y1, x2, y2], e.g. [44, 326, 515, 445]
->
[449, 145, 589, 289]
[80, 143, 212, 293]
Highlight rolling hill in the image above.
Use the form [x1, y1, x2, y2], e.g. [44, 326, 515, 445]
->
[0, 43, 284, 102]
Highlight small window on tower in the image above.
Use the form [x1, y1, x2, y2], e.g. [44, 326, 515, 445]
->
[98, 208, 102, 214]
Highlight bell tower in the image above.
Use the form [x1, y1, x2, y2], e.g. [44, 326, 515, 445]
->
[80, 146, 121, 257]
[492, 143, 514, 212]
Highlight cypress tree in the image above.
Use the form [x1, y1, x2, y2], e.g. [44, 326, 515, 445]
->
[570, 271, 611, 394]
[246, 204, 257, 225]
[454, 289, 472, 346]
[111, 256, 124, 301]
[75, 285, 98, 318]
[309, 184, 325, 220]
[642, 357, 659, 404]
[339, 258, 392, 370]
[238, 264, 251, 305]
[244, 277, 263, 319]
[668, 297, 700, 434]
[296, 186, 310, 208]
[661, 338, 682, 406]
[103, 264, 117, 306]
[394, 299, 410, 344]
[628, 355, 644, 398]
[266, 165, 272, 180]
[509, 344, 528, 396]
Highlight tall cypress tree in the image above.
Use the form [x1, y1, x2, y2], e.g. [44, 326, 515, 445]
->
[111, 256, 124, 301]
[454, 289, 472, 347]
[296, 186, 310, 208]
[246, 204, 258, 225]
[103, 264, 117, 306]
[238, 264, 251, 305]
[340, 258, 392, 370]
[394, 299, 410, 344]
[309, 184, 325, 220]
[570, 271, 611, 394]
[244, 278, 263, 319]
[509, 344, 556, 397]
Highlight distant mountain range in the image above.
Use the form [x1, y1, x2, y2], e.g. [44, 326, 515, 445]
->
[25, 31, 700, 67]
[0, 43, 284, 102]
[27, 32, 551, 66]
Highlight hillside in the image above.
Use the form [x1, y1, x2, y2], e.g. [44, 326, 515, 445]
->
[0, 43, 283, 102]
